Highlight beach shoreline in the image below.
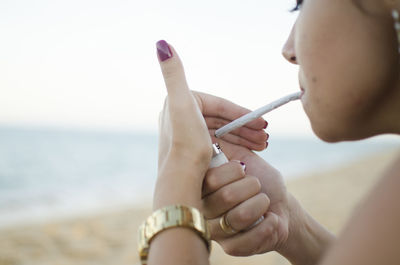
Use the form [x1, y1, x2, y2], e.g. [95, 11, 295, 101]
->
[0, 149, 398, 265]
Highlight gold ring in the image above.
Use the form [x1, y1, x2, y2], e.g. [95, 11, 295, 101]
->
[219, 214, 237, 235]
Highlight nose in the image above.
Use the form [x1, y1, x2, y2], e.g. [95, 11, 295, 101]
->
[282, 25, 298, 65]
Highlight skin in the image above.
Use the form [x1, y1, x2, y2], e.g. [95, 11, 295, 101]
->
[150, 45, 268, 264]
[149, 0, 400, 264]
[286, 0, 400, 142]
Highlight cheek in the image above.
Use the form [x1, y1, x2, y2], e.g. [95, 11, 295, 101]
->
[296, 2, 398, 141]
[300, 73, 348, 142]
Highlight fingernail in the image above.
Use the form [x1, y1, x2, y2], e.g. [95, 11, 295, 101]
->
[156, 40, 172, 62]
[266, 133, 269, 141]
[263, 121, 268, 129]
[265, 142, 269, 149]
[240, 161, 246, 171]
[232, 160, 246, 171]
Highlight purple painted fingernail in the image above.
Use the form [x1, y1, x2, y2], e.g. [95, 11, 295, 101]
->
[266, 133, 270, 140]
[263, 121, 268, 129]
[156, 40, 172, 62]
[240, 161, 246, 171]
[265, 142, 269, 149]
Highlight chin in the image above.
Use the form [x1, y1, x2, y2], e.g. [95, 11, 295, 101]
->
[312, 127, 345, 143]
[302, 103, 343, 142]
[311, 122, 379, 143]
[303, 103, 372, 143]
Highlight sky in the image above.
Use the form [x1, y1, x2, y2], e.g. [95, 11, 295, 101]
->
[0, 0, 313, 136]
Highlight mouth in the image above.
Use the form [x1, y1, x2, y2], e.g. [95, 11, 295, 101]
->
[298, 71, 305, 97]
[299, 86, 305, 97]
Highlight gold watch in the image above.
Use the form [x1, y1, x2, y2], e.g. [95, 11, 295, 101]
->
[137, 204, 211, 265]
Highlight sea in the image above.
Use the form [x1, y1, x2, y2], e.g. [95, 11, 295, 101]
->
[0, 126, 399, 227]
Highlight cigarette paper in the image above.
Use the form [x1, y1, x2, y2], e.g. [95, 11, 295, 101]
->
[215, 91, 301, 138]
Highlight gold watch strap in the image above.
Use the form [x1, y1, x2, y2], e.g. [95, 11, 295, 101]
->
[138, 205, 211, 265]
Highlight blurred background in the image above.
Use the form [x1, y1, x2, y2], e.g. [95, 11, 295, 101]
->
[0, 0, 399, 264]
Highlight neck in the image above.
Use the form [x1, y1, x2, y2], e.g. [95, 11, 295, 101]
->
[369, 71, 400, 136]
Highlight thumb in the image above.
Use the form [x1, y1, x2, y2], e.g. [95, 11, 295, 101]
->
[156, 40, 191, 102]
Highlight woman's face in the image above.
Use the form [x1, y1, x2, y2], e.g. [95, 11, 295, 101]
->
[282, 0, 399, 142]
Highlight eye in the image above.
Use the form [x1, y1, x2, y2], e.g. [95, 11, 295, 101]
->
[290, 0, 303, 12]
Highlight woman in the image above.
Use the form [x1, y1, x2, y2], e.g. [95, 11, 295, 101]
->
[139, 0, 400, 264]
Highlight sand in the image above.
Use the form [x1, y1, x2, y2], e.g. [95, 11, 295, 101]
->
[0, 148, 399, 265]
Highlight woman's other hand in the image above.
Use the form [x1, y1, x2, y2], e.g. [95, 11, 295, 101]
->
[201, 160, 270, 240]
[201, 142, 291, 255]
[192, 91, 269, 152]
[155, 41, 212, 210]
[202, 139, 334, 264]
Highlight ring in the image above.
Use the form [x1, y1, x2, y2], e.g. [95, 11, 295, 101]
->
[219, 214, 237, 235]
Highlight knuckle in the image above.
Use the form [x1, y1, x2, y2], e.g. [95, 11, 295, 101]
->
[214, 98, 226, 115]
[214, 119, 226, 129]
[231, 162, 245, 177]
[236, 208, 253, 224]
[205, 174, 221, 192]
[248, 176, 261, 193]
[221, 188, 235, 205]
[271, 213, 279, 226]
[162, 61, 183, 81]
[259, 193, 270, 208]
[237, 136, 247, 147]
[170, 141, 211, 166]
[260, 193, 271, 208]
[259, 225, 273, 238]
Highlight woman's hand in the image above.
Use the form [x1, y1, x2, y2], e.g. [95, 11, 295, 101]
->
[154, 41, 268, 210]
[151, 40, 213, 265]
[192, 91, 269, 152]
[201, 160, 271, 239]
[151, 40, 271, 265]
[155, 41, 213, 210]
[201, 141, 291, 255]
[201, 138, 334, 264]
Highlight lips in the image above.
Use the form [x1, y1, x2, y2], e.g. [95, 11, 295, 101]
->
[299, 86, 305, 97]
[298, 71, 306, 98]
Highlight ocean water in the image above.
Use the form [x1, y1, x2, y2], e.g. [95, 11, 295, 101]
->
[0, 126, 399, 227]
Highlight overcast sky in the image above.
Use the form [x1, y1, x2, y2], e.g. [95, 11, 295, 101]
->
[0, 0, 313, 136]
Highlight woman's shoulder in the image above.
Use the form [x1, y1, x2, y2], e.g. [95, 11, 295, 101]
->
[319, 151, 400, 265]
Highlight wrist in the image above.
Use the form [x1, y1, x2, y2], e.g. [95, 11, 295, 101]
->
[153, 168, 205, 211]
[154, 147, 212, 210]
[277, 194, 335, 265]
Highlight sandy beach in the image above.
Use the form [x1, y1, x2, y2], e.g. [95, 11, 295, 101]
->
[0, 148, 398, 265]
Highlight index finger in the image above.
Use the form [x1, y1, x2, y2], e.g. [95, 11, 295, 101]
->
[194, 91, 267, 130]
[202, 161, 246, 197]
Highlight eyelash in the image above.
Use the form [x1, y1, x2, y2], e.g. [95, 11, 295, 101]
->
[290, 0, 303, 12]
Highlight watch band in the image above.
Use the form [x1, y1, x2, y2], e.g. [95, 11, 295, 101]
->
[138, 205, 211, 265]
